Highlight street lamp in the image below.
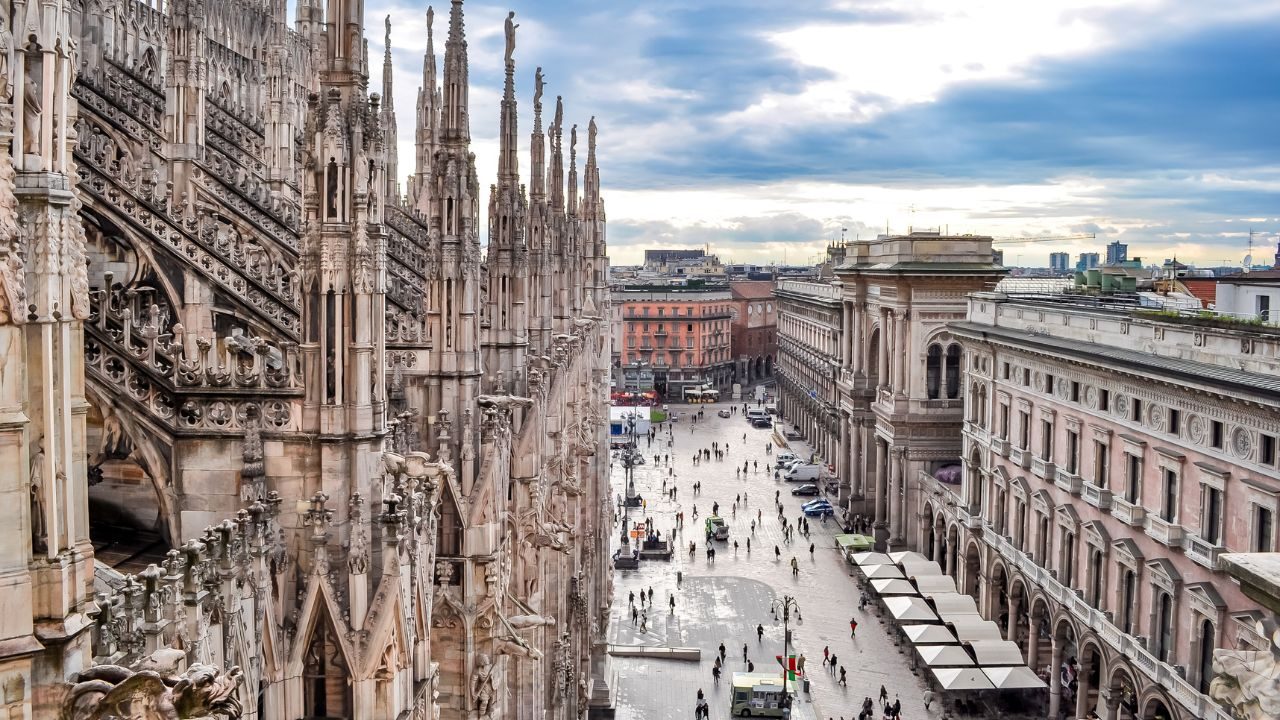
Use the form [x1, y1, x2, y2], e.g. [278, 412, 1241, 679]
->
[770, 594, 802, 701]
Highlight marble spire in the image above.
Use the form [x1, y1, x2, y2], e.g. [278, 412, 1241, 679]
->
[382, 16, 399, 202]
[441, 0, 470, 142]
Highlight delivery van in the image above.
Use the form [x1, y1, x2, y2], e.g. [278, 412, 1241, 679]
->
[784, 464, 820, 482]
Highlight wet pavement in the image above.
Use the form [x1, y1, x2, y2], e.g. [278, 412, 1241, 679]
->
[607, 402, 940, 720]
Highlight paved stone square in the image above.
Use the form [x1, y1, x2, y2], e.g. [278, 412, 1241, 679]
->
[607, 402, 940, 720]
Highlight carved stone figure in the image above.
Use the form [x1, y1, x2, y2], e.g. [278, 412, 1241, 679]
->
[471, 654, 496, 718]
[504, 12, 519, 65]
[29, 438, 45, 553]
[60, 663, 243, 720]
[533, 67, 544, 109]
[21, 58, 40, 156]
[1211, 618, 1280, 720]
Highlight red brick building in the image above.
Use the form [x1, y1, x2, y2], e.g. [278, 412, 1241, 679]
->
[730, 280, 777, 386]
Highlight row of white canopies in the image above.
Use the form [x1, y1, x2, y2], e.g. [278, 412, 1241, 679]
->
[850, 550, 1047, 692]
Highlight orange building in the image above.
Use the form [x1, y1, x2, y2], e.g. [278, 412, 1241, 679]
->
[616, 286, 735, 398]
[729, 280, 777, 386]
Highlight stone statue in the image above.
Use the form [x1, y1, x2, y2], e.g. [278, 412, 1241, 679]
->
[1211, 616, 1280, 720]
[0, 3, 11, 102]
[471, 654, 496, 718]
[95, 402, 133, 465]
[533, 67, 544, 108]
[504, 12, 519, 65]
[588, 116, 597, 153]
[29, 438, 46, 553]
[507, 614, 555, 629]
[60, 662, 244, 720]
[21, 59, 41, 156]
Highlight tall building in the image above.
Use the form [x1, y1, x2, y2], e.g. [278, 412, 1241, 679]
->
[0, 2, 613, 719]
[1107, 240, 1129, 265]
[729, 280, 778, 386]
[1077, 252, 1101, 272]
[917, 291, 1279, 720]
[616, 286, 735, 397]
[1050, 252, 1071, 274]
[775, 279, 845, 464]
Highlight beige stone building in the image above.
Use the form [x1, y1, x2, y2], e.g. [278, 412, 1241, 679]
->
[0, 1, 613, 719]
[921, 291, 1280, 720]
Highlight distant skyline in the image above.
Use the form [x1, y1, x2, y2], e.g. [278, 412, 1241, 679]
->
[368, 0, 1280, 268]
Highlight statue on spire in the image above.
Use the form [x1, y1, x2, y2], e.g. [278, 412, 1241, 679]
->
[588, 117, 597, 154]
[427, 5, 434, 36]
[504, 11, 519, 65]
[570, 124, 578, 163]
[385, 14, 392, 55]
[534, 67, 545, 109]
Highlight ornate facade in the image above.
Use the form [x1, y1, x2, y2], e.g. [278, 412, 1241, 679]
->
[0, 1, 613, 719]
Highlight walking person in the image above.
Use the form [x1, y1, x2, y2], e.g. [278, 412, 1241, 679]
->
[774, 545, 781, 560]
[823, 646, 830, 666]
[790, 557, 799, 577]
[809, 542, 815, 557]
[743, 643, 748, 662]
[839, 666, 847, 685]
[757, 624, 764, 642]
[719, 642, 726, 660]
[850, 617, 858, 638]
[829, 653, 837, 671]
[879, 684, 888, 708]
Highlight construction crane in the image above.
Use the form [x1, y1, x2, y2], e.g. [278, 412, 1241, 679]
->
[991, 233, 1096, 245]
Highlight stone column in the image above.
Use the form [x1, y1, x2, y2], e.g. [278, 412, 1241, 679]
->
[873, 439, 889, 552]
[850, 418, 863, 500]
[851, 301, 864, 377]
[1074, 656, 1093, 719]
[840, 301, 851, 367]
[889, 448, 905, 544]
[893, 309, 907, 396]
[1101, 689, 1121, 720]
[838, 415, 850, 506]
[1048, 637, 1064, 719]
[877, 308, 889, 387]
[1006, 592, 1020, 643]
[1027, 608, 1042, 673]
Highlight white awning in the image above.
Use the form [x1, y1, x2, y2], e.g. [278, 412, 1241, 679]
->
[860, 564, 906, 580]
[917, 645, 976, 667]
[903, 625, 959, 645]
[946, 619, 1004, 642]
[932, 667, 994, 690]
[967, 640, 1026, 666]
[983, 666, 1048, 689]
[888, 550, 928, 564]
[885, 596, 939, 622]
[899, 560, 943, 577]
[851, 552, 894, 566]
[871, 579, 919, 595]
[914, 576, 959, 595]
[929, 594, 981, 616]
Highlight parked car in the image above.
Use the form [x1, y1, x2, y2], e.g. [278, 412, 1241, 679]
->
[751, 417, 773, 429]
[775, 452, 798, 464]
[790, 484, 820, 496]
[802, 500, 835, 517]
[717, 409, 732, 418]
[765, 405, 778, 415]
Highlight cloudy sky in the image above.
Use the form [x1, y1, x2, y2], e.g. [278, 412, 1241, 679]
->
[366, 0, 1280, 268]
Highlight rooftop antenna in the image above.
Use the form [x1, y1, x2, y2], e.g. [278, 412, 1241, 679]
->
[1245, 228, 1255, 273]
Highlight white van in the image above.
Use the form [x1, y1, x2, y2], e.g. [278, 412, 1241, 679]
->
[785, 464, 820, 482]
[746, 408, 768, 423]
[775, 452, 798, 464]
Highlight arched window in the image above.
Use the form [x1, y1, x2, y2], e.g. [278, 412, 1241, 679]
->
[926, 344, 942, 399]
[1197, 619, 1215, 694]
[1155, 591, 1175, 663]
[945, 344, 962, 398]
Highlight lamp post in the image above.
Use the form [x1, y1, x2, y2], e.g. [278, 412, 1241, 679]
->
[771, 594, 802, 701]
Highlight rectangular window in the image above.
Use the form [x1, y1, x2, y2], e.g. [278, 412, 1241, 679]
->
[1066, 430, 1080, 474]
[1201, 486, 1223, 545]
[658, 307, 665, 317]
[1161, 469, 1178, 522]
[1019, 411, 1031, 449]
[999, 404, 1010, 439]
[1045, 373, 1055, 394]
[1262, 434, 1277, 466]
[1125, 454, 1141, 503]
[1168, 409, 1181, 436]
[1256, 506, 1275, 552]
[1041, 419, 1054, 460]
[685, 337, 694, 349]
[1099, 389, 1110, 412]
[1094, 441, 1110, 487]
[1002, 362, 1010, 380]
[1023, 369, 1031, 387]
[1131, 398, 1143, 423]
[1211, 421, 1224, 449]
[627, 336, 635, 348]
[1260, 295, 1272, 322]
[687, 323, 693, 332]
[1071, 381, 1080, 403]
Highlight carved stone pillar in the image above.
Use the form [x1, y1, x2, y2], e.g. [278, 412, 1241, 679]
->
[877, 308, 889, 388]
[1048, 636, 1064, 719]
[873, 439, 889, 552]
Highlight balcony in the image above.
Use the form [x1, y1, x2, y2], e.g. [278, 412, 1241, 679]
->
[1031, 456, 1056, 481]
[957, 505, 985, 530]
[653, 328, 668, 336]
[1144, 514, 1185, 548]
[1054, 467, 1083, 495]
[1183, 533, 1224, 571]
[964, 421, 989, 444]
[1009, 446, 1032, 469]
[1110, 497, 1146, 527]
[989, 436, 1009, 457]
[1081, 481, 1113, 510]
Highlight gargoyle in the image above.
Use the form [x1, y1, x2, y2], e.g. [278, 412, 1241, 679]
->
[62, 662, 243, 720]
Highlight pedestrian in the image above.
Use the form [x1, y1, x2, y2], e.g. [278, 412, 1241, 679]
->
[751, 520, 756, 534]
[774, 545, 781, 560]
[640, 616, 647, 633]
[797, 654, 806, 675]
[746, 537, 751, 552]
[839, 666, 847, 685]
[791, 557, 798, 577]
[922, 689, 935, 712]
[719, 642, 726, 660]
[669, 594, 676, 613]
[891, 698, 901, 718]
[677, 570, 683, 586]
[628, 590, 635, 606]
[631, 606, 638, 625]
[809, 542, 815, 557]
[757, 624, 764, 642]
[823, 646, 830, 665]
[712, 666, 721, 684]
[879, 685, 888, 708]
[829, 653, 837, 670]
[747, 660, 754, 672]
[733, 540, 739, 553]
[743, 643, 748, 662]
[850, 617, 858, 637]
